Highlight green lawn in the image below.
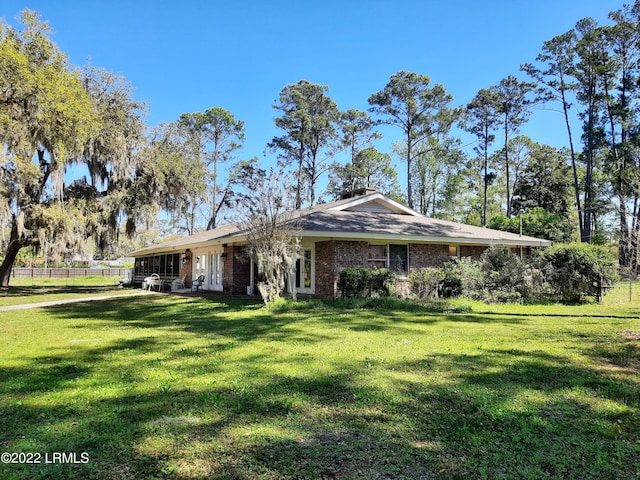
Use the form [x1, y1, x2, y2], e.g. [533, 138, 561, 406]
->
[0, 276, 141, 307]
[7, 274, 125, 288]
[0, 289, 638, 479]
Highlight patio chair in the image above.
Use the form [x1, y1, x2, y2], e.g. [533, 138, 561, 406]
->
[143, 273, 163, 291]
[171, 275, 186, 291]
[192, 274, 205, 292]
[118, 271, 132, 287]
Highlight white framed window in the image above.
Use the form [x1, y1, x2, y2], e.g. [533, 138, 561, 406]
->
[295, 248, 314, 292]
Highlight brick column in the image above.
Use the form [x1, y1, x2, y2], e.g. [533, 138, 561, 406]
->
[315, 240, 369, 297]
[223, 245, 252, 295]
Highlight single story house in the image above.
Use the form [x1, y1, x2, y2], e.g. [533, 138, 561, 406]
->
[129, 189, 552, 297]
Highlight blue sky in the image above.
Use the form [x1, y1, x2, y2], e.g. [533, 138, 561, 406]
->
[1, 0, 627, 193]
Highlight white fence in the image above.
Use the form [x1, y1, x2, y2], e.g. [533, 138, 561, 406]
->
[11, 268, 130, 279]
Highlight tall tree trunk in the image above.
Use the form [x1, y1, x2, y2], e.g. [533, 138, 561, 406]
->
[407, 130, 413, 209]
[583, 152, 593, 243]
[0, 220, 28, 288]
[632, 196, 640, 276]
[562, 90, 584, 241]
[619, 202, 631, 268]
[582, 92, 597, 243]
[207, 158, 219, 230]
[295, 134, 305, 209]
[309, 160, 317, 207]
[504, 121, 511, 217]
[482, 129, 489, 227]
[603, 75, 631, 268]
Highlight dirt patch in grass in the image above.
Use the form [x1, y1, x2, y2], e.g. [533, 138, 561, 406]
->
[598, 359, 639, 374]
[623, 330, 640, 341]
[596, 330, 640, 374]
[150, 416, 201, 425]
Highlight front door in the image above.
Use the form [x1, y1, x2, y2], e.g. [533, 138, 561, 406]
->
[209, 252, 223, 291]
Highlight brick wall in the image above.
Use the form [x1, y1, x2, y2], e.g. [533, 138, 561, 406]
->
[223, 245, 251, 295]
[315, 240, 369, 297]
[509, 246, 531, 256]
[179, 252, 193, 286]
[316, 240, 461, 298]
[334, 240, 370, 269]
[315, 241, 336, 297]
[408, 244, 450, 272]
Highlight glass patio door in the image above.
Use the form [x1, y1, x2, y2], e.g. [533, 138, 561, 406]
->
[209, 252, 223, 291]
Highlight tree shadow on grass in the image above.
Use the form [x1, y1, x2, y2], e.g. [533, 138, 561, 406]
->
[42, 296, 339, 345]
[0, 337, 163, 396]
[3, 297, 638, 479]
[2, 335, 639, 479]
[0, 285, 127, 298]
[42, 295, 450, 344]
[1, 348, 426, 479]
[387, 348, 639, 479]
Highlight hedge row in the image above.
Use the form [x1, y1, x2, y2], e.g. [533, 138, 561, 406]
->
[409, 244, 618, 304]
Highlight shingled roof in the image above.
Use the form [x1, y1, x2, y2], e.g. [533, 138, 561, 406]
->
[130, 191, 551, 257]
[297, 209, 550, 246]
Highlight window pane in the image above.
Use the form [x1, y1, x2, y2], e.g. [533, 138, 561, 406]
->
[196, 255, 206, 278]
[304, 250, 312, 288]
[389, 244, 408, 275]
[368, 245, 386, 259]
[368, 244, 386, 269]
[295, 250, 312, 289]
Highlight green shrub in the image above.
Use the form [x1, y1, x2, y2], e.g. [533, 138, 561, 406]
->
[440, 257, 485, 300]
[409, 267, 445, 299]
[369, 269, 396, 297]
[539, 243, 619, 303]
[338, 268, 371, 298]
[338, 268, 395, 298]
[480, 248, 530, 303]
[439, 249, 532, 303]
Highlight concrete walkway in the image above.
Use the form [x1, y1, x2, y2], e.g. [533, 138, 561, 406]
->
[0, 290, 153, 312]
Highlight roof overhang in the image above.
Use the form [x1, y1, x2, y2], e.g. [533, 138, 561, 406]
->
[293, 230, 553, 247]
[130, 228, 551, 258]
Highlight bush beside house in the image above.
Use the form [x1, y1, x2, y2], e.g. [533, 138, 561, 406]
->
[338, 268, 396, 298]
[406, 244, 618, 304]
[537, 243, 619, 303]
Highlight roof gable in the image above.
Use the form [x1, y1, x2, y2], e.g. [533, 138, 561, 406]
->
[328, 193, 419, 216]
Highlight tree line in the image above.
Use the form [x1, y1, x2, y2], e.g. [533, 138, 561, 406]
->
[2, 3, 639, 287]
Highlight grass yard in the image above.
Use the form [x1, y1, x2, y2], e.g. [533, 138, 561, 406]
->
[0, 277, 141, 308]
[0, 289, 638, 479]
[8, 275, 126, 288]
